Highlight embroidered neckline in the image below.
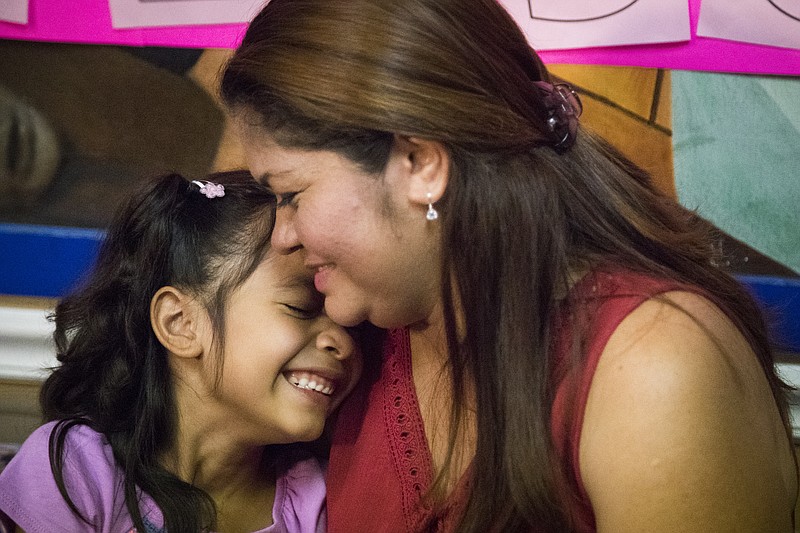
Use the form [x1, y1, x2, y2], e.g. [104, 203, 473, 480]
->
[382, 328, 480, 531]
[383, 328, 435, 530]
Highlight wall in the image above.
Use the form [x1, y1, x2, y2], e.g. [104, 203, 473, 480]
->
[673, 71, 800, 274]
[0, 300, 55, 444]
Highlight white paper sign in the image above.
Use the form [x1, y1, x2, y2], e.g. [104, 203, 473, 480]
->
[0, 0, 28, 25]
[500, 0, 691, 51]
[108, 0, 264, 29]
[698, 0, 800, 51]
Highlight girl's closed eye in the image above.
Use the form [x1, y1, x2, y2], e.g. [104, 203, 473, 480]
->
[283, 297, 324, 319]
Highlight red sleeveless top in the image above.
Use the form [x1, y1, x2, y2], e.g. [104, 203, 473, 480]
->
[327, 269, 693, 532]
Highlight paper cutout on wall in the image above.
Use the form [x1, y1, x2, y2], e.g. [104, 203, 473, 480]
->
[526, 0, 639, 22]
[698, 0, 800, 51]
[0, 0, 27, 24]
[500, 0, 690, 50]
[2, 0, 800, 75]
[768, 0, 800, 21]
[108, 0, 262, 29]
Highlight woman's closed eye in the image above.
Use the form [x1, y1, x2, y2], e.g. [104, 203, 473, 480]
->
[276, 192, 299, 209]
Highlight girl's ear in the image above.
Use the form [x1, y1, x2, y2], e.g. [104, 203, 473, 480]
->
[150, 286, 205, 358]
[394, 135, 449, 207]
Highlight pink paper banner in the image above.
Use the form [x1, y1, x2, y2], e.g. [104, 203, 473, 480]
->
[1, 0, 799, 75]
[536, 0, 800, 75]
[0, 0, 247, 48]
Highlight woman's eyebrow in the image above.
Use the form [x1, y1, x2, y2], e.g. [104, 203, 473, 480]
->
[258, 169, 297, 188]
[254, 172, 272, 186]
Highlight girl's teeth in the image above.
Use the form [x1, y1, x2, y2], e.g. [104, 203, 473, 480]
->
[289, 373, 335, 395]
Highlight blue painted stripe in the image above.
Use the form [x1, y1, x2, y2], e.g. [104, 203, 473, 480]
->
[0, 223, 104, 299]
[1, 223, 798, 352]
[736, 274, 800, 354]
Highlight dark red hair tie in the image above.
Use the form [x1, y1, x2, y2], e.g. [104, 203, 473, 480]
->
[533, 81, 582, 152]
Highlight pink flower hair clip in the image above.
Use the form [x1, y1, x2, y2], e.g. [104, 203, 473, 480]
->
[191, 180, 226, 199]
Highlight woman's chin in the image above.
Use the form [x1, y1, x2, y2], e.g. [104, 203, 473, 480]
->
[324, 300, 369, 328]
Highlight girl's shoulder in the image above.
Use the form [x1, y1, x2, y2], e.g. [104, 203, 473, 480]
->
[271, 447, 327, 533]
[20, 420, 117, 477]
[2, 420, 112, 474]
[0, 420, 148, 532]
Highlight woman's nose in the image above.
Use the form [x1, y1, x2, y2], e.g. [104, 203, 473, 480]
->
[316, 320, 356, 361]
[271, 208, 301, 254]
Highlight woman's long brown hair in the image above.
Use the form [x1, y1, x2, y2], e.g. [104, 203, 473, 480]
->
[221, 0, 792, 530]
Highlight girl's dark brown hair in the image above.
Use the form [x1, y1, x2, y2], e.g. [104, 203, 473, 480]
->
[221, 1, 791, 530]
[41, 170, 274, 532]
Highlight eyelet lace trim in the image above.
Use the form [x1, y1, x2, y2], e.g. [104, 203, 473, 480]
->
[383, 328, 435, 531]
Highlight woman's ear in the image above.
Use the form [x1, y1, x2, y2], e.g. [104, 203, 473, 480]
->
[150, 286, 205, 358]
[394, 135, 449, 207]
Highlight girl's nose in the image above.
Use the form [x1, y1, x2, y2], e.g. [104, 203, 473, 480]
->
[316, 319, 356, 361]
[271, 208, 301, 254]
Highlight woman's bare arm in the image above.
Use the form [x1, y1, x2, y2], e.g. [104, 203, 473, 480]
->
[580, 291, 797, 532]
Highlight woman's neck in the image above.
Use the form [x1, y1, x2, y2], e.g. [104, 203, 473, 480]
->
[408, 306, 476, 494]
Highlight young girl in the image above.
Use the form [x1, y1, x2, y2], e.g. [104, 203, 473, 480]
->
[0, 171, 362, 532]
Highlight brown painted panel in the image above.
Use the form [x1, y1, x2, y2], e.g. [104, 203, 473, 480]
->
[549, 64, 658, 121]
[580, 91, 675, 198]
[548, 64, 675, 198]
[655, 70, 672, 130]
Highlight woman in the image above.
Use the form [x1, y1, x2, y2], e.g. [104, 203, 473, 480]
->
[220, 0, 798, 531]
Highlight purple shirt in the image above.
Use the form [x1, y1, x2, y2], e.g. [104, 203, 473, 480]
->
[0, 421, 326, 533]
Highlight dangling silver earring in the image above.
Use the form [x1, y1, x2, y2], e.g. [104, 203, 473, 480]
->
[426, 192, 439, 221]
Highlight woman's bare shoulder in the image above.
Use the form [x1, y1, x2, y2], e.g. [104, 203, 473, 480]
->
[578, 290, 797, 532]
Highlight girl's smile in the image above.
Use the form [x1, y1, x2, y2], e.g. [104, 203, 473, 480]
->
[184, 249, 362, 446]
